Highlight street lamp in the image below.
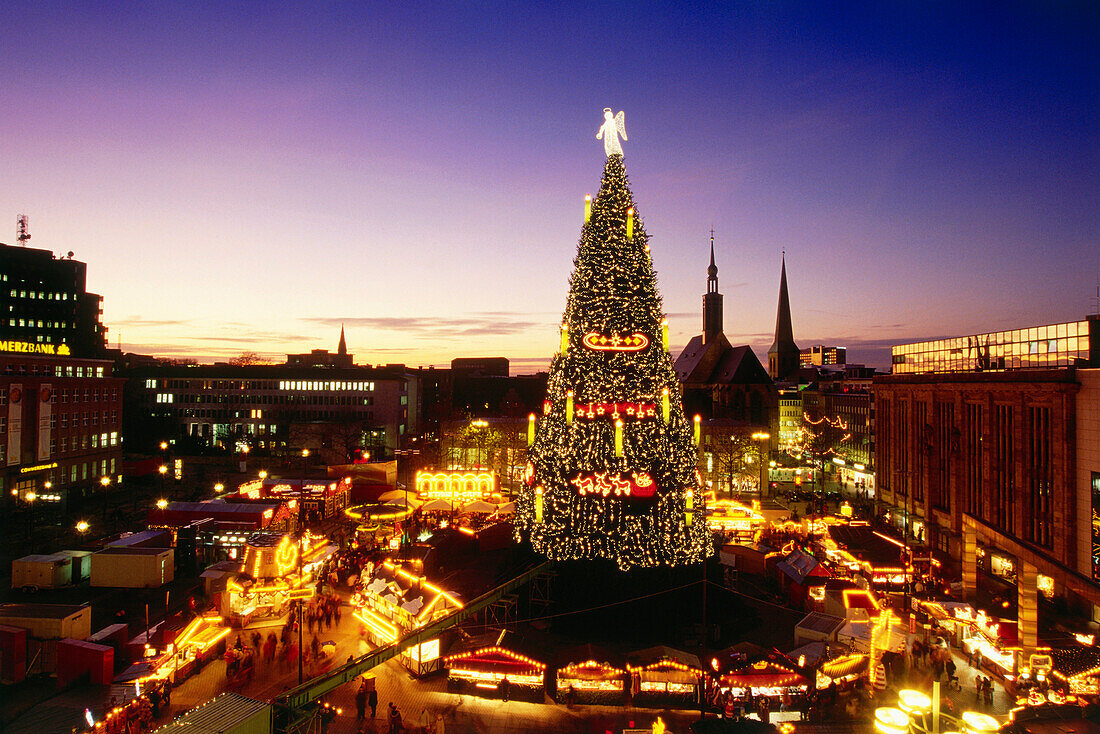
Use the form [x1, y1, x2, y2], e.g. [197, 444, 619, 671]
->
[214, 483, 225, 494]
[159, 441, 168, 451]
[259, 470, 268, 480]
[156, 498, 169, 510]
[158, 464, 168, 501]
[751, 431, 771, 497]
[25, 491, 37, 549]
[76, 520, 89, 534]
[100, 476, 111, 523]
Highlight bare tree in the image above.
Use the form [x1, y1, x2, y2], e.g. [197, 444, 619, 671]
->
[228, 351, 272, 366]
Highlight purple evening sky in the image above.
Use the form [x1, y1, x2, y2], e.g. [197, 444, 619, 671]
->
[2, 2, 1097, 372]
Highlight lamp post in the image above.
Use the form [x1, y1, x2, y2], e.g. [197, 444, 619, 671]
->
[25, 491, 37, 550]
[395, 446, 421, 549]
[751, 432, 770, 498]
[158, 464, 168, 502]
[100, 476, 111, 524]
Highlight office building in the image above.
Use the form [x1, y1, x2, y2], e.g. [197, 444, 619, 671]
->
[800, 345, 846, 368]
[1, 241, 108, 358]
[874, 315, 1100, 632]
[124, 363, 419, 461]
[2, 351, 124, 510]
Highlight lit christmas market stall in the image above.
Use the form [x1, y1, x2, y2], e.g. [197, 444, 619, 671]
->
[711, 648, 811, 703]
[556, 644, 628, 704]
[351, 559, 462, 674]
[444, 630, 547, 701]
[626, 646, 703, 707]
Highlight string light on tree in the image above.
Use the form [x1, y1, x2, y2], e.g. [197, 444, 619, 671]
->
[512, 109, 710, 570]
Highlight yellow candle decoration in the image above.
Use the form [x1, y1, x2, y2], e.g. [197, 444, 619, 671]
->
[584, 194, 592, 223]
[661, 387, 670, 424]
[615, 419, 624, 457]
[528, 413, 536, 446]
[535, 486, 544, 523]
[626, 207, 634, 240]
[693, 414, 701, 446]
[662, 319, 669, 351]
[566, 390, 574, 424]
[685, 486, 694, 511]
[560, 324, 569, 354]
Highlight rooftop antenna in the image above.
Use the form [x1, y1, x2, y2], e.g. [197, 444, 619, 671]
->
[16, 214, 30, 247]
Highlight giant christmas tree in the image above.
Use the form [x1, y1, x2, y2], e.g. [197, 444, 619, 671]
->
[514, 141, 711, 571]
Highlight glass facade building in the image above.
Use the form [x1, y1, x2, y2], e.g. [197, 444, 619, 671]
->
[892, 318, 1098, 374]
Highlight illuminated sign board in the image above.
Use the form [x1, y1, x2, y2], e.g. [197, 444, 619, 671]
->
[19, 461, 58, 474]
[0, 341, 70, 356]
[416, 471, 494, 501]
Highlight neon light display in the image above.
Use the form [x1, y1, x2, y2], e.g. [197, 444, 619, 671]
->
[415, 471, 495, 500]
[569, 471, 656, 499]
[582, 331, 649, 351]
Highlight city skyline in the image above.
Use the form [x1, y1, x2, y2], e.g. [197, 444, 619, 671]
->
[2, 2, 1097, 372]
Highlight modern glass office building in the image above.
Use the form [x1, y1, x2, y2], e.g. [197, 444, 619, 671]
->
[892, 317, 1098, 374]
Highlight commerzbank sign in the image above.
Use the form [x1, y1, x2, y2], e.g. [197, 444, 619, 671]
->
[0, 341, 71, 356]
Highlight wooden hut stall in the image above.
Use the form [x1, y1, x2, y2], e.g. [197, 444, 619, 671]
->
[351, 560, 462, 675]
[1047, 647, 1100, 696]
[556, 645, 627, 704]
[444, 630, 546, 702]
[713, 648, 811, 705]
[626, 646, 702, 707]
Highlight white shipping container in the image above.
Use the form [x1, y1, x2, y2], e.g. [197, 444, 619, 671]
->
[90, 548, 174, 589]
[11, 554, 73, 590]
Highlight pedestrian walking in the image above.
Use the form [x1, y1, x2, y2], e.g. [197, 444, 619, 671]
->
[355, 681, 368, 721]
[387, 702, 402, 734]
[368, 687, 378, 719]
[500, 676, 510, 703]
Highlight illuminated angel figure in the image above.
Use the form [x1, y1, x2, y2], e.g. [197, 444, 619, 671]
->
[596, 108, 627, 157]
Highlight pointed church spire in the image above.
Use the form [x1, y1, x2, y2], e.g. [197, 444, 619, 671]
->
[337, 324, 347, 355]
[707, 227, 718, 288]
[768, 253, 800, 380]
[702, 229, 723, 342]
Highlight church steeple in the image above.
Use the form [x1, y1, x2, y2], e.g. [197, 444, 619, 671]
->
[768, 253, 800, 380]
[702, 229, 723, 343]
[337, 324, 347, 356]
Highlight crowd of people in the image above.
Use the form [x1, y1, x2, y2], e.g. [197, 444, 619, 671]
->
[94, 679, 172, 734]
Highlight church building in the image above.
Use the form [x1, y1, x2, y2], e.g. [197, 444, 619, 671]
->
[674, 235, 777, 429]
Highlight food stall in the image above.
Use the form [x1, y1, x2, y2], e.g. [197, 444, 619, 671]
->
[826, 525, 912, 591]
[235, 476, 350, 521]
[626, 646, 701, 707]
[556, 645, 627, 704]
[713, 649, 810, 703]
[444, 629, 546, 701]
[351, 560, 462, 675]
[706, 499, 765, 542]
[113, 613, 227, 688]
[1046, 647, 1100, 696]
[954, 607, 1019, 678]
